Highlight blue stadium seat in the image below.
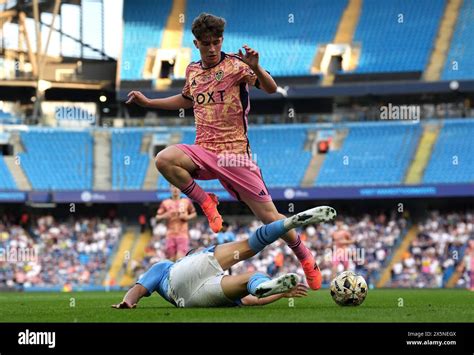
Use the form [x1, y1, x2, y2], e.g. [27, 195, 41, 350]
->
[0, 157, 17, 189]
[248, 127, 311, 187]
[423, 119, 474, 183]
[19, 131, 93, 190]
[316, 123, 421, 186]
[120, 0, 347, 79]
[442, 0, 474, 80]
[120, 0, 173, 80]
[352, 0, 445, 73]
[112, 131, 149, 190]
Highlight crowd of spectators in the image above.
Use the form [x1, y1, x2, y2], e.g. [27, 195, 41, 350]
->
[390, 211, 473, 288]
[0, 214, 122, 289]
[2, 209, 472, 290]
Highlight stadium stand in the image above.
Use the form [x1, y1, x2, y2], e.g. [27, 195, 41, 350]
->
[180, 0, 347, 77]
[120, 0, 173, 80]
[0, 157, 17, 190]
[316, 122, 422, 186]
[0, 215, 122, 289]
[112, 131, 150, 190]
[442, 0, 474, 80]
[390, 210, 472, 288]
[423, 119, 474, 183]
[2, 210, 472, 290]
[0, 109, 21, 125]
[352, 0, 445, 73]
[248, 126, 311, 187]
[459, 239, 474, 290]
[19, 130, 93, 190]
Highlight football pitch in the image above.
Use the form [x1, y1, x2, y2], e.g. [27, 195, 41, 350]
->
[0, 289, 472, 322]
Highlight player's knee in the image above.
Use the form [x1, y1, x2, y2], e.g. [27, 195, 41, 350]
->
[155, 150, 172, 172]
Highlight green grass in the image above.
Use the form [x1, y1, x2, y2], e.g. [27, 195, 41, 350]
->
[0, 289, 472, 322]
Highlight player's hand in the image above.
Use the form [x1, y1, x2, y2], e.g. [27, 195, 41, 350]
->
[178, 212, 188, 221]
[283, 283, 308, 298]
[238, 45, 259, 70]
[111, 301, 137, 309]
[126, 91, 150, 107]
[157, 211, 171, 220]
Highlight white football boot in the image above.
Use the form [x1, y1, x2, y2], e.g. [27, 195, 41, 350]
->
[254, 273, 300, 298]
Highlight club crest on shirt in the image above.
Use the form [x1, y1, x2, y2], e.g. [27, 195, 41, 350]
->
[215, 70, 224, 81]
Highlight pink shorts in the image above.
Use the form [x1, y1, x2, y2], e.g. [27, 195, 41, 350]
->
[332, 248, 350, 269]
[165, 237, 189, 258]
[176, 144, 272, 203]
[332, 258, 350, 269]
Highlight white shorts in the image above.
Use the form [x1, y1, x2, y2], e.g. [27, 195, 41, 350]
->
[168, 251, 236, 308]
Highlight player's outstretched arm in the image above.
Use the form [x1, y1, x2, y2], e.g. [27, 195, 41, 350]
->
[238, 44, 277, 94]
[111, 284, 148, 309]
[126, 92, 193, 110]
[240, 283, 308, 306]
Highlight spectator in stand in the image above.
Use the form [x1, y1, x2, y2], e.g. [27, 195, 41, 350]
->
[138, 214, 147, 233]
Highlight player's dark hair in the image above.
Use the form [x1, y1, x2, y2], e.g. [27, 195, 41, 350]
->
[191, 13, 226, 41]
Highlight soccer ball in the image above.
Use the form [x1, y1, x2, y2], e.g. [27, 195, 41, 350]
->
[330, 271, 368, 306]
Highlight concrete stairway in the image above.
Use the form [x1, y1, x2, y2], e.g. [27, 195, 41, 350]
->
[445, 267, 463, 288]
[119, 230, 152, 287]
[424, 0, 463, 81]
[301, 154, 326, 187]
[405, 123, 440, 184]
[161, 0, 186, 50]
[333, 0, 363, 44]
[141, 133, 156, 190]
[301, 130, 323, 187]
[93, 130, 111, 190]
[4, 132, 31, 190]
[321, 0, 363, 86]
[376, 226, 419, 288]
[4, 156, 31, 190]
[155, 0, 188, 89]
[103, 229, 135, 287]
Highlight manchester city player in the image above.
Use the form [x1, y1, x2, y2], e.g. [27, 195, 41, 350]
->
[112, 206, 336, 309]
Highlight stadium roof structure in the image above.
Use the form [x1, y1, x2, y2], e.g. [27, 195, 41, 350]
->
[0, 0, 115, 122]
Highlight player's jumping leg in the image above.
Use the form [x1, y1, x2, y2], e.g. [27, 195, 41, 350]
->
[242, 198, 335, 290]
[155, 146, 223, 232]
